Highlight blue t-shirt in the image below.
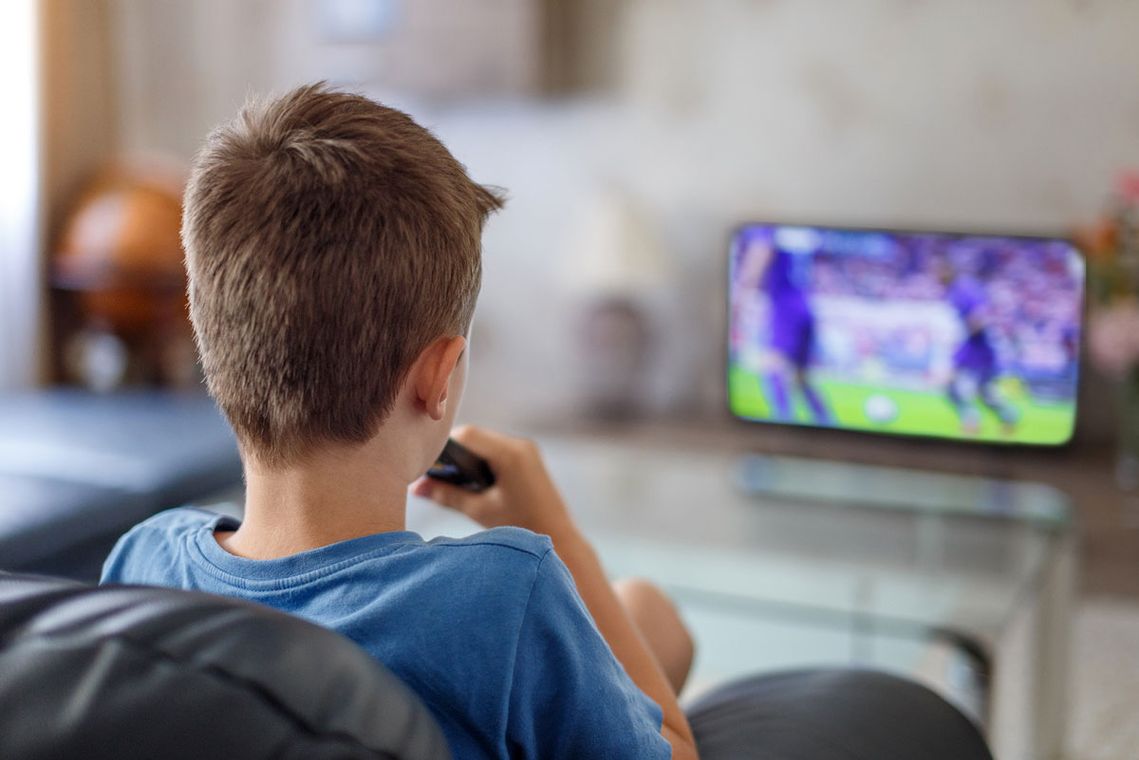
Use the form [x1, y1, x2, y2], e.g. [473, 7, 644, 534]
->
[101, 508, 668, 760]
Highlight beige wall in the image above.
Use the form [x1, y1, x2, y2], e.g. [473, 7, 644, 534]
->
[108, 0, 564, 158]
[103, 0, 1137, 438]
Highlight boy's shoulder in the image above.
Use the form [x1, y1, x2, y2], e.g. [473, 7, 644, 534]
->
[413, 528, 558, 606]
[108, 506, 222, 550]
[132, 506, 225, 533]
[426, 526, 553, 562]
[100, 507, 223, 585]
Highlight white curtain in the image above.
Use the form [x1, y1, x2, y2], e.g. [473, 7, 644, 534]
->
[0, 0, 42, 390]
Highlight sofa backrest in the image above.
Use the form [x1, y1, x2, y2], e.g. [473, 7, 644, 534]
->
[0, 573, 451, 760]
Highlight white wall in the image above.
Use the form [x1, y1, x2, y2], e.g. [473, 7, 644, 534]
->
[108, 0, 1139, 431]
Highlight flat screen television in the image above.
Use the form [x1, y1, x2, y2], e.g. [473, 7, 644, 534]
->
[727, 223, 1084, 446]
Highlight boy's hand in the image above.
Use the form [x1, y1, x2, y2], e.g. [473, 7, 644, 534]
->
[411, 426, 579, 540]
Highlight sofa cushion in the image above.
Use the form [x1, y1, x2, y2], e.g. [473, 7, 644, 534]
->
[0, 390, 241, 500]
[0, 474, 143, 569]
[0, 390, 242, 578]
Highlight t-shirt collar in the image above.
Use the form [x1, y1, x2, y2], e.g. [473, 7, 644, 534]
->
[191, 512, 424, 583]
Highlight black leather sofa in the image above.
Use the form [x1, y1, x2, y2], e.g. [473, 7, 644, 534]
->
[0, 573, 450, 760]
[0, 572, 994, 760]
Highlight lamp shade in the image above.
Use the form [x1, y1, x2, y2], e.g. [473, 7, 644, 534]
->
[563, 186, 670, 299]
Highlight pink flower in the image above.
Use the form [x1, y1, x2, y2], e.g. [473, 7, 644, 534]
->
[1117, 170, 1139, 203]
[1089, 302, 1139, 378]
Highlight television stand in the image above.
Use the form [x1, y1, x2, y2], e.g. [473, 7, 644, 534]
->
[734, 453, 1070, 528]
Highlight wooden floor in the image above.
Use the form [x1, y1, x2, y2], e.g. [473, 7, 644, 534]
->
[533, 416, 1139, 599]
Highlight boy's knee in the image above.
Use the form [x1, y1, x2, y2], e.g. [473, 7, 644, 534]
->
[613, 577, 669, 611]
[614, 577, 695, 665]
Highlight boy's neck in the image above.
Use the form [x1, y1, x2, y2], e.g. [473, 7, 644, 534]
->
[217, 438, 412, 560]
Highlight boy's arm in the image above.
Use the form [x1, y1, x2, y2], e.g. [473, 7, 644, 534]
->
[541, 525, 699, 759]
[412, 427, 699, 760]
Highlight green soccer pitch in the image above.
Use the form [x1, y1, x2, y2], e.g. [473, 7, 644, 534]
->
[727, 365, 1076, 445]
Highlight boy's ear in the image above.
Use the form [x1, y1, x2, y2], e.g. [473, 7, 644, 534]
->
[413, 335, 467, 421]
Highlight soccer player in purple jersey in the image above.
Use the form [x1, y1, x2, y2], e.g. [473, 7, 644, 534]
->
[748, 233, 830, 424]
[942, 262, 1018, 435]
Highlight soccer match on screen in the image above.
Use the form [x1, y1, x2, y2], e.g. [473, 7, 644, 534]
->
[727, 224, 1085, 445]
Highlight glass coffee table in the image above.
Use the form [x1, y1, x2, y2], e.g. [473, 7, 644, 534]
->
[407, 434, 1075, 760]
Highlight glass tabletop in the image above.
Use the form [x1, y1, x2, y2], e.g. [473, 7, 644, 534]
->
[549, 437, 1067, 645]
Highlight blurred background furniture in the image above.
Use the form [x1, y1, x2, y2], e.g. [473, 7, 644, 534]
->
[0, 390, 241, 580]
[51, 166, 195, 391]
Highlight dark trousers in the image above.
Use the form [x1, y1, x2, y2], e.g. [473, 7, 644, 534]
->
[688, 669, 993, 760]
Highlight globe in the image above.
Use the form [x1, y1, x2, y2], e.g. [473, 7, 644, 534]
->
[53, 168, 186, 334]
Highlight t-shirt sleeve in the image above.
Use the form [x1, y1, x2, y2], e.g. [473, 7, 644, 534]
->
[99, 507, 215, 585]
[506, 549, 671, 760]
[99, 521, 155, 585]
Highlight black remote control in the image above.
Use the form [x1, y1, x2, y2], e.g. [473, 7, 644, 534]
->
[426, 438, 497, 492]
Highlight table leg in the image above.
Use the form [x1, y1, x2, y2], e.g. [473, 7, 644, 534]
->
[1028, 532, 1076, 760]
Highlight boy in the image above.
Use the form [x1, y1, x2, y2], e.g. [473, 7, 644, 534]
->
[100, 84, 698, 759]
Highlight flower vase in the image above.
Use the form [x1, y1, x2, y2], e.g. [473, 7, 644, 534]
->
[1116, 366, 1139, 494]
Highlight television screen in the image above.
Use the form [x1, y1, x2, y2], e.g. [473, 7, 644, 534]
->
[727, 224, 1084, 445]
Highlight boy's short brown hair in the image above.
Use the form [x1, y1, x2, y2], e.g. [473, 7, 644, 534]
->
[182, 83, 503, 467]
